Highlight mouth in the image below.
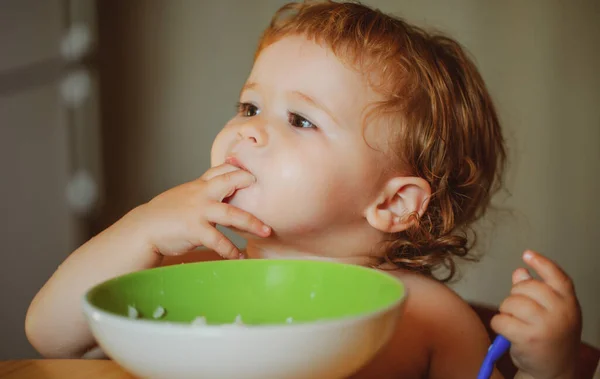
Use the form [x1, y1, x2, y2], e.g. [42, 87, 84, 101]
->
[225, 156, 250, 172]
[223, 156, 252, 204]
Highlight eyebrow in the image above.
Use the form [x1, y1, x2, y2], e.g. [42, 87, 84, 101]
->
[290, 90, 341, 126]
[240, 82, 341, 126]
[240, 82, 257, 98]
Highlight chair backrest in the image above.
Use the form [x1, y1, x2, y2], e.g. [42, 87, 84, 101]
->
[470, 302, 600, 379]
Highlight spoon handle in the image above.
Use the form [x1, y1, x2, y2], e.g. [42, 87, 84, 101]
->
[477, 335, 511, 379]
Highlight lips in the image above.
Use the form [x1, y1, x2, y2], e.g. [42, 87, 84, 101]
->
[225, 156, 250, 172]
[223, 156, 252, 204]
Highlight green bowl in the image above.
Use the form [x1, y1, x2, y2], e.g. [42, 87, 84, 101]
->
[83, 259, 406, 379]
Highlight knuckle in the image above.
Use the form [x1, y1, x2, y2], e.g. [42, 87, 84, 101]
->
[498, 299, 509, 313]
[512, 280, 534, 295]
[561, 276, 575, 291]
[522, 281, 546, 297]
[510, 283, 523, 295]
[242, 212, 255, 226]
[225, 205, 237, 218]
[193, 178, 208, 190]
[499, 296, 515, 312]
[236, 210, 254, 229]
[220, 171, 235, 184]
[519, 280, 537, 292]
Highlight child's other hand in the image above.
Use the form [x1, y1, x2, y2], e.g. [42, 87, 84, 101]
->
[491, 250, 582, 379]
[124, 163, 271, 259]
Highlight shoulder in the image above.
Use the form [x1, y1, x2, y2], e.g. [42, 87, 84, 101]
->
[393, 269, 485, 332]
[388, 269, 500, 378]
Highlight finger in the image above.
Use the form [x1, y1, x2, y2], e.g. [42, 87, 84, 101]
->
[205, 169, 256, 201]
[197, 225, 242, 259]
[200, 163, 241, 182]
[512, 267, 532, 284]
[510, 278, 560, 310]
[523, 250, 574, 297]
[206, 203, 271, 238]
[490, 313, 529, 344]
[499, 294, 546, 325]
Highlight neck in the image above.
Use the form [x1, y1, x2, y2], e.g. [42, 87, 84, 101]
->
[245, 243, 380, 266]
[243, 222, 386, 267]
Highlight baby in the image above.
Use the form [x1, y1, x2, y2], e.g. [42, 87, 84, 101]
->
[25, 1, 582, 378]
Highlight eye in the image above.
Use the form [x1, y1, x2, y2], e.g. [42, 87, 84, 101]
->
[288, 112, 317, 129]
[236, 102, 260, 117]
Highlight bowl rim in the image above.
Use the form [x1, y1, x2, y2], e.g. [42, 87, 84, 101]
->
[81, 259, 408, 334]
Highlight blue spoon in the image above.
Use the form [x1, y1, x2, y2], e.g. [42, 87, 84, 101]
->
[477, 334, 511, 379]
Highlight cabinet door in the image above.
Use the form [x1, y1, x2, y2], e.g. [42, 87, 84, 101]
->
[0, 0, 64, 73]
[0, 82, 83, 359]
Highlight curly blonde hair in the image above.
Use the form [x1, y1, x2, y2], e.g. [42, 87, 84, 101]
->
[255, 1, 507, 282]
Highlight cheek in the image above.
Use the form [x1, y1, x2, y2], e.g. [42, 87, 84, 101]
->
[266, 140, 373, 204]
[268, 156, 307, 188]
[231, 150, 336, 230]
[262, 153, 353, 219]
[230, 138, 378, 235]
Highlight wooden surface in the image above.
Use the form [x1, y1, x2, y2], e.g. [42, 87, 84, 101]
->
[0, 360, 134, 379]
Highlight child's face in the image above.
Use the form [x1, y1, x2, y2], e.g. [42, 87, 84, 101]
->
[211, 35, 390, 241]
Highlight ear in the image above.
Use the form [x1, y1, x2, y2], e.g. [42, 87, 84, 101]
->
[364, 177, 431, 234]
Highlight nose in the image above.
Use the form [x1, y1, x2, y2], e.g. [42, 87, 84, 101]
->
[237, 120, 268, 147]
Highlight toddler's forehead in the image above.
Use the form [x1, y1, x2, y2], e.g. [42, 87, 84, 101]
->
[251, 36, 385, 122]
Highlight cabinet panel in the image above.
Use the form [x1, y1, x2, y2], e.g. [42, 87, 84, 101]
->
[0, 82, 81, 359]
[0, 0, 64, 73]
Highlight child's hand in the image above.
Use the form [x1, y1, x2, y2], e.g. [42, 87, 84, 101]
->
[124, 163, 271, 259]
[491, 250, 582, 379]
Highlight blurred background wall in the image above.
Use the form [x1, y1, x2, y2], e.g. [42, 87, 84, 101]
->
[1, 0, 598, 359]
[0, 0, 100, 359]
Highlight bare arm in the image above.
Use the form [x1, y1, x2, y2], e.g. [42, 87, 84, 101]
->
[428, 296, 505, 379]
[25, 165, 268, 359]
[401, 274, 504, 379]
[25, 214, 227, 358]
[25, 210, 162, 358]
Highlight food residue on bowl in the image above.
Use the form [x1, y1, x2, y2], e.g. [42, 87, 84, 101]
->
[191, 314, 246, 326]
[127, 305, 165, 320]
[191, 316, 207, 326]
[233, 314, 244, 325]
[153, 306, 165, 319]
[127, 305, 139, 319]
[126, 305, 265, 327]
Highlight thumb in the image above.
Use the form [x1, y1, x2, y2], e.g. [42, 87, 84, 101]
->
[512, 267, 532, 285]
